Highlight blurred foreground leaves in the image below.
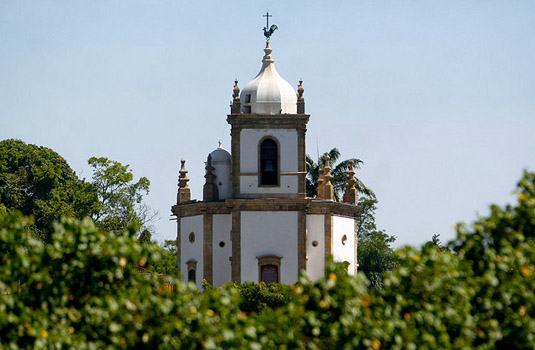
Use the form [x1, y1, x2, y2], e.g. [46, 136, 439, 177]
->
[1, 170, 534, 349]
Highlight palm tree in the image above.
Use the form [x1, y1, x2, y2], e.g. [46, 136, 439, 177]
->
[306, 148, 375, 201]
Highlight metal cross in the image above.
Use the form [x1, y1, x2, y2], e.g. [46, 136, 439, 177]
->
[263, 11, 272, 28]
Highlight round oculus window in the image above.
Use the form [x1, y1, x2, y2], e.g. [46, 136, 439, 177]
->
[189, 232, 195, 244]
[341, 234, 348, 245]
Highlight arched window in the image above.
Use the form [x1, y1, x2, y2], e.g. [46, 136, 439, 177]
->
[259, 138, 278, 186]
[186, 259, 197, 283]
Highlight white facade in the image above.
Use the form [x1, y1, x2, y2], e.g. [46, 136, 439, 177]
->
[212, 214, 232, 286]
[306, 215, 325, 281]
[332, 216, 356, 275]
[241, 211, 298, 284]
[180, 215, 204, 290]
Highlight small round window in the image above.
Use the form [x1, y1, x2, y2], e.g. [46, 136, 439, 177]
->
[219, 241, 225, 248]
[341, 234, 348, 245]
[189, 232, 195, 244]
[312, 240, 319, 247]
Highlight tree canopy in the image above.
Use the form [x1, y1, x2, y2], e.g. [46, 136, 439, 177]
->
[357, 196, 397, 288]
[88, 156, 155, 233]
[0, 139, 96, 241]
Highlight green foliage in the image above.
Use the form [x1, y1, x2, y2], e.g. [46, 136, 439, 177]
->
[145, 240, 180, 277]
[88, 156, 153, 233]
[357, 196, 397, 288]
[305, 148, 375, 200]
[1, 171, 535, 349]
[233, 281, 292, 314]
[0, 139, 97, 241]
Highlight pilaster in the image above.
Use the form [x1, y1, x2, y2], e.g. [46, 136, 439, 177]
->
[176, 218, 181, 274]
[324, 214, 333, 265]
[297, 211, 307, 272]
[203, 214, 213, 284]
[231, 210, 241, 283]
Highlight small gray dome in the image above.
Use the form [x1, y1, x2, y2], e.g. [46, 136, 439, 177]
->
[209, 142, 231, 163]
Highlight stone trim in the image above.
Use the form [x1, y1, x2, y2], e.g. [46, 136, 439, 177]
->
[227, 114, 310, 130]
[231, 210, 241, 283]
[203, 214, 213, 284]
[324, 214, 333, 266]
[354, 218, 359, 274]
[171, 198, 361, 219]
[257, 255, 282, 283]
[234, 193, 303, 200]
[176, 218, 181, 275]
[235, 171, 306, 176]
[257, 136, 281, 187]
[297, 211, 306, 272]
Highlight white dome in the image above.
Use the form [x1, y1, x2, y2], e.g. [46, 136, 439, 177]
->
[209, 142, 231, 163]
[240, 42, 297, 115]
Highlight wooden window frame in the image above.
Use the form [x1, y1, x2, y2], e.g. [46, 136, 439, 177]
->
[257, 255, 282, 284]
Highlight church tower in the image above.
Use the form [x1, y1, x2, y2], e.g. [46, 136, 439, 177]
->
[172, 21, 360, 289]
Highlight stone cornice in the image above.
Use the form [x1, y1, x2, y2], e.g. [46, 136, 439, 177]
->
[227, 114, 310, 130]
[171, 198, 360, 219]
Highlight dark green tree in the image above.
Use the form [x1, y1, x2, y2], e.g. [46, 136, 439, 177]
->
[88, 157, 156, 234]
[357, 196, 397, 288]
[305, 147, 375, 200]
[0, 139, 97, 241]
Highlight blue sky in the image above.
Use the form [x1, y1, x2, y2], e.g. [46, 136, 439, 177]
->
[1, 1, 534, 247]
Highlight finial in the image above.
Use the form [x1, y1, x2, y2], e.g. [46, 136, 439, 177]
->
[297, 79, 304, 100]
[177, 158, 191, 203]
[343, 159, 358, 204]
[218, 140, 223, 149]
[316, 155, 334, 200]
[297, 79, 305, 114]
[233, 79, 240, 100]
[231, 79, 242, 114]
[263, 11, 278, 41]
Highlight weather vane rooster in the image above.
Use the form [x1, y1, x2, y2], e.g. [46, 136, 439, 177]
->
[262, 11, 278, 41]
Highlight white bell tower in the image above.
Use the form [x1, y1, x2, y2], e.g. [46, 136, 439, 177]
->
[228, 41, 308, 199]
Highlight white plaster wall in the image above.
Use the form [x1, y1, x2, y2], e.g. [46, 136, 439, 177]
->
[332, 216, 356, 275]
[240, 175, 298, 194]
[240, 129, 298, 194]
[241, 211, 298, 284]
[212, 214, 232, 287]
[212, 161, 232, 199]
[180, 215, 204, 289]
[306, 215, 325, 281]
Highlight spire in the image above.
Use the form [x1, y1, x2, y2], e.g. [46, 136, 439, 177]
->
[177, 158, 191, 203]
[342, 159, 358, 204]
[317, 155, 334, 200]
[203, 154, 219, 201]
